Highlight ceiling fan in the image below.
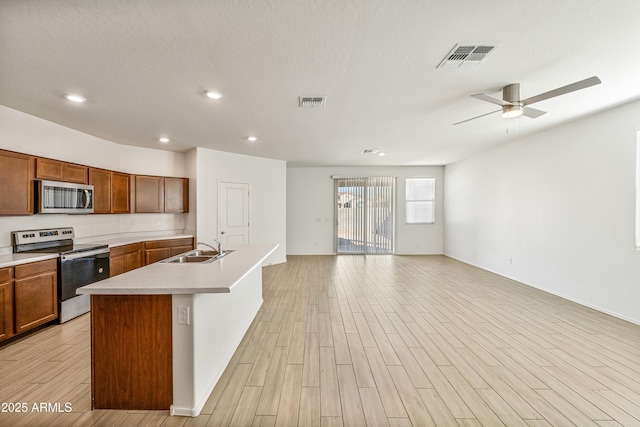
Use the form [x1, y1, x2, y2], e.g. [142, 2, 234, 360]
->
[453, 76, 601, 125]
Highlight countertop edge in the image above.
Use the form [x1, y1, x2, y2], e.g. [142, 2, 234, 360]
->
[0, 253, 59, 269]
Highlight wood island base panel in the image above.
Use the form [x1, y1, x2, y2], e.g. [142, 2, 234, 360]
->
[90, 294, 173, 410]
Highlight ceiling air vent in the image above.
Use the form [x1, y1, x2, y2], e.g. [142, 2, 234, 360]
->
[437, 44, 496, 69]
[361, 149, 380, 155]
[299, 96, 326, 107]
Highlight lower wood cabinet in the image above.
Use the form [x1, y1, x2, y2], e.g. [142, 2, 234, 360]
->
[109, 243, 143, 277]
[0, 267, 14, 342]
[144, 238, 194, 265]
[13, 259, 58, 335]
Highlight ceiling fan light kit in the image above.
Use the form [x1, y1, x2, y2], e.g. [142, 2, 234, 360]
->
[454, 76, 601, 125]
[502, 104, 523, 119]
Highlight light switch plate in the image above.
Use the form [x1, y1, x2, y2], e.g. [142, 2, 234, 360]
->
[178, 306, 190, 325]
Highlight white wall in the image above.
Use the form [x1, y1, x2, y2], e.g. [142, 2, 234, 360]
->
[0, 106, 187, 251]
[192, 147, 287, 264]
[287, 166, 444, 255]
[444, 99, 640, 325]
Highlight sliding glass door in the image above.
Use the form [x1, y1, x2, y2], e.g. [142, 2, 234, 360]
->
[335, 177, 395, 254]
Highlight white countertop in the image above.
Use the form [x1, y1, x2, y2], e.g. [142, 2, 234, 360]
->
[76, 243, 278, 295]
[0, 252, 59, 269]
[0, 232, 194, 269]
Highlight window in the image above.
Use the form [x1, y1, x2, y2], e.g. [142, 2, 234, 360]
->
[405, 177, 435, 224]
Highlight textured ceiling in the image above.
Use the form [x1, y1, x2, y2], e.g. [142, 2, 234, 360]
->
[2, 0, 640, 166]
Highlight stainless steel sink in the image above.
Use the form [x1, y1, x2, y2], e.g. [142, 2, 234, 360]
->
[161, 249, 235, 264]
[166, 255, 215, 263]
[215, 249, 235, 258]
[190, 250, 218, 256]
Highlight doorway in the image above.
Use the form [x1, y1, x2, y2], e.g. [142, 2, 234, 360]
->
[334, 177, 395, 254]
[218, 181, 250, 246]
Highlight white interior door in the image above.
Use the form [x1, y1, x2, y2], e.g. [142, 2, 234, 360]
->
[218, 181, 249, 247]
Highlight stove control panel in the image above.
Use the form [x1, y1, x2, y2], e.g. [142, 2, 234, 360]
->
[12, 227, 75, 245]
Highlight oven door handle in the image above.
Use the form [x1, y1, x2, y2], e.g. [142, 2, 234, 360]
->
[61, 249, 110, 261]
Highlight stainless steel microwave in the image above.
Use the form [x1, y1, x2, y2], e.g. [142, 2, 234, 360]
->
[35, 180, 94, 214]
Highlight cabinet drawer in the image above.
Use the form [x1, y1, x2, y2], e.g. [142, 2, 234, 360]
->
[144, 238, 194, 250]
[0, 267, 10, 283]
[14, 259, 57, 279]
[110, 243, 143, 257]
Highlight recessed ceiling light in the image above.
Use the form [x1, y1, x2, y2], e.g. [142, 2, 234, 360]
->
[246, 136, 258, 142]
[158, 137, 170, 143]
[378, 152, 387, 157]
[205, 90, 223, 99]
[64, 94, 86, 103]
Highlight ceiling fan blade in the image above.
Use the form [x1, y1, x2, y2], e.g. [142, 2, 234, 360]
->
[522, 106, 546, 118]
[471, 93, 513, 107]
[452, 109, 502, 125]
[522, 76, 601, 106]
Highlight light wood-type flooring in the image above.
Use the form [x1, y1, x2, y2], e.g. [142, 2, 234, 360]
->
[1, 255, 640, 426]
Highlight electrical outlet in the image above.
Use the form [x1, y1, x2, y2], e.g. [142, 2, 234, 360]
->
[178, 306, 190, 325]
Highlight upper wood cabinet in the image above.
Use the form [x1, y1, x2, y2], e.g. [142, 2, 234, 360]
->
[36, 157, 88, 184]
[89, 168, 131, 214]
[133, 176, 189, 213]
[90, 168, 112, 214]
[111, 172, 131, 214]
[134, 175, 165, 213]
[0, 149, 34, 216]
[164, 177, 189, 213]
[0, 149, 187, 216]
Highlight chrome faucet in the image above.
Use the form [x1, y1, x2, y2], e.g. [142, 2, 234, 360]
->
[212, 238, 222, 254]
[196, 241, 220, 254]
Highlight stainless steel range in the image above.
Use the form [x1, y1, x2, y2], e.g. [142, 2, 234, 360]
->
[12, 227, 110, 323]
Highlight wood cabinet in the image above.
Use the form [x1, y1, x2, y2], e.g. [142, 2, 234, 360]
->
[90, 168, 131, 214]
[109, 243, 143, 277]
[36, 157, 88, 184]
[0, 149, 188, 217]
[111, 172, 131, 214]
[0, 267, 14, 342]
[144, 238, 194, 265]
[90, 167, 112, 214]
[133, 176, 189, 213]
[0, 149, 34, 216]
[91, 294, 173, 410]
[13, 259, 58, 334]
[134, 175, 164, 213]
[164, 177, 189, 213]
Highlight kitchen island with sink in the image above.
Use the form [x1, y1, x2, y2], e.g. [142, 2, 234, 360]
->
[77, 243, 278, 417]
